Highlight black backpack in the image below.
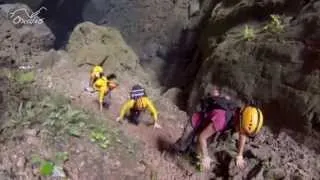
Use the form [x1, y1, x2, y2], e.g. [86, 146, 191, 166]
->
[200, 96, 238, 130]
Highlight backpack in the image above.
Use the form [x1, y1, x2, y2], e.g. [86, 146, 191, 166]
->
[134, 97, 147, 110]
[200, 96, 238, 131]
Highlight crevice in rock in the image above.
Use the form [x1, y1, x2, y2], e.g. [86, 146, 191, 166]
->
[158, 0, 219, 111]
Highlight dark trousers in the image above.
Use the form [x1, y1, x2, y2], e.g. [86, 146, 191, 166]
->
[102, 91, 112, 108]
[128, 109, 141, 125]
[173, 112, 212, 153]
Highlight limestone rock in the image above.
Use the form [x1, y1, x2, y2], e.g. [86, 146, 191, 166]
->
[264, 168, 286, 180]
[162, 88, 183, 104]
[66, 22, 139, 74]
[189, 0, 200, 17]
[0, 3, 55, 67]
[189, 0, 320, 134]
[37, 49, 61, 69]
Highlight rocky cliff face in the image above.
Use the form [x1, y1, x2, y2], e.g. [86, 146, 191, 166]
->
[0, 3, 55, 68]
[1, 1, 320, 179]
[189, 0, 320, 134]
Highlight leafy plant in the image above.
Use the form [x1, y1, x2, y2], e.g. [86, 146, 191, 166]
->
[31, 152, 68, 177]
[243, 25, 256, 41]
[41, 102, 88, 137]
[40, 161, 55, 176]
[263, 14, 284, 33]
[31, 154, 55, 176]
[14, 71, 35, 84]
[90, 128, 110, 149]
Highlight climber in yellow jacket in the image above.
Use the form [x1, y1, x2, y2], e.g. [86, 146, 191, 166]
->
[78, 56, 108, 91]
[116, 85, 161, 129]
[90, 65, 104, 88]
[93, 73, 118, 111]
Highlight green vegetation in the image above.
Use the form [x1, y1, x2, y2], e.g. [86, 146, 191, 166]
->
[31, 155, 55, 176]
[0, 69, 140, 178]
[263, 14, 284, 33]
[31, 152, 69, 177]
[40, 161, 55, 176]
[42, 101, 88, 137]
[14, 71, 35, 84]
[3, 93, 88, 138]
[2, 80, 137, 151]
[239, 14, 285, 41]
[243, 25, 256, 41]
[90, 128, 111, 149]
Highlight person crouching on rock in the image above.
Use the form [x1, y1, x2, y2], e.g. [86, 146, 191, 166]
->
[197, 99, 263, 170]
[172, 87, 224, 152]
[116, 85, 161, 129]
[93, 73, 118, 111]
[173, 89, 263, 170]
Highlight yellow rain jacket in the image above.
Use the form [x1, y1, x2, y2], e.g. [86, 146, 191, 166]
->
[90, 65, 103, 82]
[119, 97, 158, 122]
[93, 76, 108, 103]
[94, 76, 118, 103]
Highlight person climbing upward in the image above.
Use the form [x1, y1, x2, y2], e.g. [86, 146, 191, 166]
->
[197, 100, 263, 170]
[173, 86, 233, 152]
[116, 85, 161, 129]
[93, 73, 118, 111]
[173, 88, 263, 170]
[90, 65, 104, 88]
[78, 56, 109, 90]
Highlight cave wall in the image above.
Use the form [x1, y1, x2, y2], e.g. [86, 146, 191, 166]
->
[6, 0, 189, 60]
[190, 0, 320, 133]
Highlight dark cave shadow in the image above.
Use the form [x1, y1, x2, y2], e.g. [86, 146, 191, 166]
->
[299, 16, 320, 73]
[157, 0, 300, 112]
[156, 136, 205, 172]
[300, 40, 320, 74]
[246, 161, 263, 180]
[156, 137, 174, 154]
[37, 0, 90, 49]
[212, 151, 233, 179]
[158, 27, 202, 112]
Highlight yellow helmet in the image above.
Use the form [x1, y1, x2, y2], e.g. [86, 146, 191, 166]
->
[240, 106, 263, 136]
[92, 65, 103, 74]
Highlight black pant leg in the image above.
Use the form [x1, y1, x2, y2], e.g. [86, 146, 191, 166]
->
[129, 109, 141, 125]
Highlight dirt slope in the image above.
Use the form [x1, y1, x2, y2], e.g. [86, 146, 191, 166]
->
[1, 2, 320, 180]
[34, 50, 202, 180]
[34, 47, 320, 180]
